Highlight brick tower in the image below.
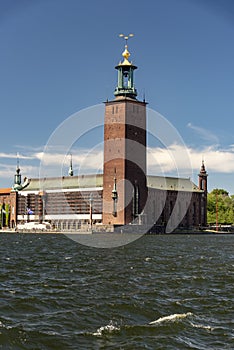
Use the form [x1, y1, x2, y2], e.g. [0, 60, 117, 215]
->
[102, 35, 148, 226]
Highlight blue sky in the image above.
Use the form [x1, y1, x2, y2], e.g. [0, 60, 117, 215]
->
[0, 0, 234, 193]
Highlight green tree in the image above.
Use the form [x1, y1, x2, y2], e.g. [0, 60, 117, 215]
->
[211, 188, 229, 196]
[5, 203, 10, 227]
[207, 189, 234, 225]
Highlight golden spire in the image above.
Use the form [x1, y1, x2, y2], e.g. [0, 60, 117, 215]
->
[119, 33, 134, 64]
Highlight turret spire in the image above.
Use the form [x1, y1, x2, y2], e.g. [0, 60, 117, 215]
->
[14, 153, 22, 187]
[12, 153, 30, 191]
[68, 154, 74, 176]
[112, 168, 118, 217]
[198, 159, 208, 193]
[200, 159, 206, 174]
[12, 154, 30, 192]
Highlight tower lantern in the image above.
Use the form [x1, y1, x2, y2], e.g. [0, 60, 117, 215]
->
[114, 34, 137, 99]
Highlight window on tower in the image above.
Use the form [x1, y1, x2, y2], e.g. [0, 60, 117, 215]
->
[123, 71, 129, 87]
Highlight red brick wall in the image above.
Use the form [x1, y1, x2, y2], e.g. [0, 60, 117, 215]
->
[103, 98, 147, 225]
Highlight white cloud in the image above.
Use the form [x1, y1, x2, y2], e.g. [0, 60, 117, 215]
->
[0, 152, 34, 160]
[188, 146, 234, 173]
[0, 144, 234, 187]
[187, 122, 219, 143]
[37, 144, 234, 177]
[13, 145, 45, 152]
[147, 144, 192, 176]
[0, 164, 39, 183]
[147, 144, 234, 175]
[39, 148, 103, 168]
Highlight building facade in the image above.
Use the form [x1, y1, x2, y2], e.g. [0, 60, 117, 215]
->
[0, 39, 208, 232]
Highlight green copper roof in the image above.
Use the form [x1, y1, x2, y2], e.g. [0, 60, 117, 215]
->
[22, 174, 103, 191]
[21, 174, 201, 193]
[147, 175, 201, 192]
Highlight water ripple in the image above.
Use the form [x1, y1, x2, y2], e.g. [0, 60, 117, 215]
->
[0, 233, 233, 349]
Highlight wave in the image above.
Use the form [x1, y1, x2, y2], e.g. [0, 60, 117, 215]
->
[93, 320, 120, 336]
[149, 312, 193, 325]
[149, 313, 214, 332]
[190, 322, 214, 332]
[92, 313, 193, 337]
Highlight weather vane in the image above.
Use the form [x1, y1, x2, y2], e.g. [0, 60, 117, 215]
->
[119, 33, 134, 46]
[118, 33, 134, 62]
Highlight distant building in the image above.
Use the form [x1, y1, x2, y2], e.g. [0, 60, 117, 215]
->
[0, 38, 208, 232]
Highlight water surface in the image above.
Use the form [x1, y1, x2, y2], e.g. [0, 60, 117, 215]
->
[0, 233, 233, 349]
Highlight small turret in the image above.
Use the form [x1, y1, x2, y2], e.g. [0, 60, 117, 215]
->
[13, 154, 22, 191]
[68, 154, 74, 176]
[12, 154, 30, 192]
[198, 160, 208, 193]
[112, 169, 118, 217]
